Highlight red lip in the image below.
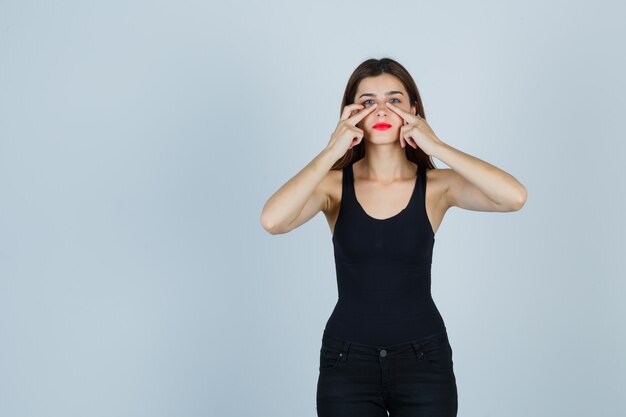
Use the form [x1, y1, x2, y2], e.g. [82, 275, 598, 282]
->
[373, 122, 392, 130]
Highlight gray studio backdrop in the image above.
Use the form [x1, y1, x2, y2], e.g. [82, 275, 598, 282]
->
[1, 1, 624, 416]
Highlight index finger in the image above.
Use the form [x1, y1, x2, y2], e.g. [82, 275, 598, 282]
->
[385, 102, 418, 122]
[346, 103, 378, 125]
[340, 103, 365, 121]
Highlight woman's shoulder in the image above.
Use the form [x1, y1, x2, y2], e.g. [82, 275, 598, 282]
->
[424, 167, 455, 207]
[425, 167, 453, 186]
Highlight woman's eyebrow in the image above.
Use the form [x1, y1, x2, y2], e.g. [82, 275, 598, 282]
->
[358, 91, 404, 99]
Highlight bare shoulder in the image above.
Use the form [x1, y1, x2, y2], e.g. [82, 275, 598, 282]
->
[424, 166, 448, 183]
[425, 167, 452, 206]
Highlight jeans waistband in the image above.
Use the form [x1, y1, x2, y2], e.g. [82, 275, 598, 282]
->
[321, 329, 449, 360]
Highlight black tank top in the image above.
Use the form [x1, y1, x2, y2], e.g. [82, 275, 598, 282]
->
[323, 162, 447, 346]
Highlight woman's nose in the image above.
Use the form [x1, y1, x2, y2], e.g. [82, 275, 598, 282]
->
[375, 104, 387, 116]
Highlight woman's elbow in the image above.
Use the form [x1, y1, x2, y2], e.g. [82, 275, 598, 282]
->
[512, 186, 528, 211]
[260, 210, 287, 235]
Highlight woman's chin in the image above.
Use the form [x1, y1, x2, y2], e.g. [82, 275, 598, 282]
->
[364, 138, 401, 147]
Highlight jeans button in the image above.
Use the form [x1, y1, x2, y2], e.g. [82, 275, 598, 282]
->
[379, 349, 387, 357]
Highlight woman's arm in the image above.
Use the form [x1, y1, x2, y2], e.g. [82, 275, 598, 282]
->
[433, 142, 528, 212]
[261, 103, 378, 234]
[260, 148, 338, 234]
[384, 101, 527, 213]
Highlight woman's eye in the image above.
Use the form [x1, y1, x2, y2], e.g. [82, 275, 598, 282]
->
[363, 98, 401, 105]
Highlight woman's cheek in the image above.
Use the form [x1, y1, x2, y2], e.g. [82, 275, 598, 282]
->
[391, 113, 404, 125]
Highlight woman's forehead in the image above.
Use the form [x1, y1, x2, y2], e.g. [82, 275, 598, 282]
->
[355, 75, 406, 97]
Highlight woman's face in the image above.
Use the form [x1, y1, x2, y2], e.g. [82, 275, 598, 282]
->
[352, 73, 416, 145]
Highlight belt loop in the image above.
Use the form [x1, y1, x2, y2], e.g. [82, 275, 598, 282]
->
[342, 342, 352, 362]
[410, 341, 422, 360]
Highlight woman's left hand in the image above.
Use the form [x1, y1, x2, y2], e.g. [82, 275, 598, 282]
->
[385, 102, 445, 156]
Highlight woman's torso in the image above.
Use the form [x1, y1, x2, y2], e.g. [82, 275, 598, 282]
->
[322, 161, 450, 346]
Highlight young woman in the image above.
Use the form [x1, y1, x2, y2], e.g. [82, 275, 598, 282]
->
[260, 57, 527, 417]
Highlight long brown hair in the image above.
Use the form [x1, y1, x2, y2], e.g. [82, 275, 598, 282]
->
[331, 57, 436, 171]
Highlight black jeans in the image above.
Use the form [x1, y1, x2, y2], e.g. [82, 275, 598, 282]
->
[316, 329, 458, 417]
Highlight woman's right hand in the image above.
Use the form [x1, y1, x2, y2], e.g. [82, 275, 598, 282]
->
[325, 103, 378, 159]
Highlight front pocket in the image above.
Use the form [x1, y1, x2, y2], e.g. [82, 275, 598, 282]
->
[420, 339, 453, 369]
[319, 347, 344, 370]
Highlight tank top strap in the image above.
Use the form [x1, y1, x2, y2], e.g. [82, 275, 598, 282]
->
[417, 163, 426, 193]
[343, 163, 356, 202]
